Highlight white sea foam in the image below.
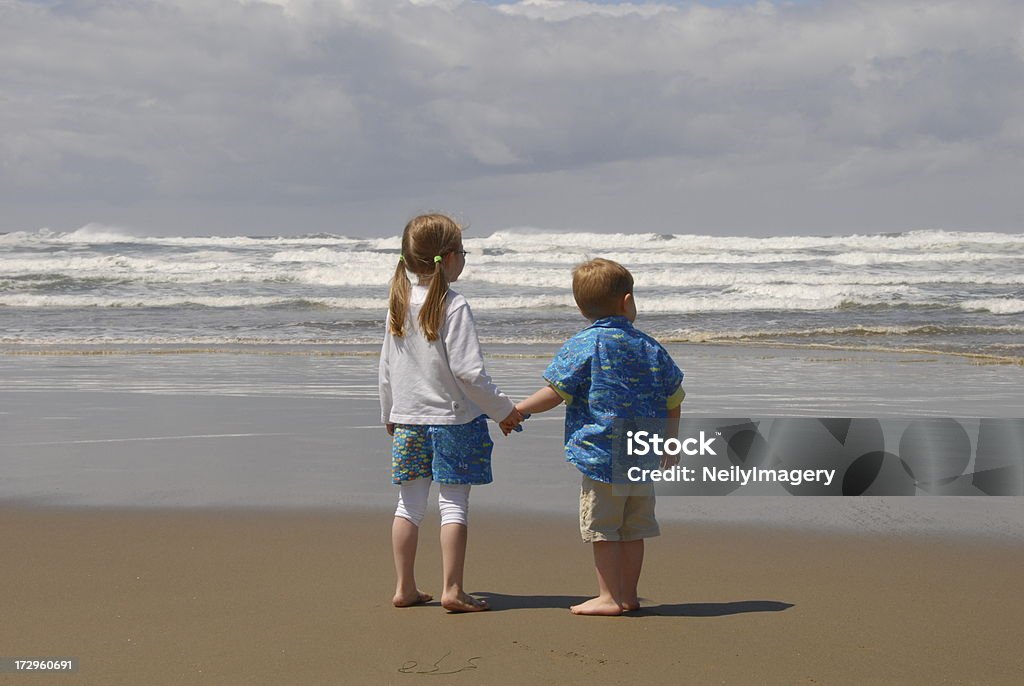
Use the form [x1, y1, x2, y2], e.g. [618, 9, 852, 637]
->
[0, 291, 955, 312]
[828, 251, 1012, 265]
[961, 299, 1024, 315]
[669, 324, 1024, 342]
[2, 228, 1021, 352]
[0, 225, 399, 250]
[5, 252, 1020, 290]
[0, 294, 382, 309]
[5, 226, 1023, 252]
[480, 228, 1024, 252]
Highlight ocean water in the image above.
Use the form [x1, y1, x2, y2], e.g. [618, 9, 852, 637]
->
[4, 225, 1023, 532]
[1, 225, 1023, 359]
[3, 347, 1023, 537]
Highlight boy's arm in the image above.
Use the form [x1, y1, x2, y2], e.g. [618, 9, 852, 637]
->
[662, 392, 682, 468]
[665, 404, 681, 438]
[500, 383, 564, 436]
[516, 385, 565, 415]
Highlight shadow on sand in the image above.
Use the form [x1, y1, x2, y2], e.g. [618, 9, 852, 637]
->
[638, 600, 793, 617]
[476, 593, 793, 616]
[476, 592, 590, 611]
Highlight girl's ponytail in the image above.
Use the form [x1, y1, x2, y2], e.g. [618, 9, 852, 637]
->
[419, 256, 450, 342]
[387, 257, 411, 337]
[391, 213, 461, 342]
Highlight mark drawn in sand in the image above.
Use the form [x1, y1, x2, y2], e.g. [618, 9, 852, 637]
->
[398, 650, 481, 676]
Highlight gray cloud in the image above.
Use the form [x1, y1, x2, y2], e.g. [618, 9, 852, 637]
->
[1, 0, 1022, 235]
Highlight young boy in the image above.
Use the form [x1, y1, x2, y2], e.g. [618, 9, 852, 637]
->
[513, 258, 684, 616]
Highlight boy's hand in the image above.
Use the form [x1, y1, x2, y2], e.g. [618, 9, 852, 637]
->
[499, 408, 524, 436]
[660, 453, 680, 470]
[661, 404, 681, 468]
[386, 422, 395, 436]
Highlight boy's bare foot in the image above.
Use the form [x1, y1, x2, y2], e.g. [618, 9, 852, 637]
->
[570, 596, 623, 616]
[620, 593, 640, 611]
[393, 590, 433, 607]
[441, 591, 489, 613]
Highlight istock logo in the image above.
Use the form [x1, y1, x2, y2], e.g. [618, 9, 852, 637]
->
[626, 430, 718, 457]
[613, 417, 1024, 497]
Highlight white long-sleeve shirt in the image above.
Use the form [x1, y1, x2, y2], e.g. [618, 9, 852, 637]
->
[379, 285, 514, 425]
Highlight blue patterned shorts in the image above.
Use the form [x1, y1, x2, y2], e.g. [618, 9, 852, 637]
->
[391, 415, 494, 485]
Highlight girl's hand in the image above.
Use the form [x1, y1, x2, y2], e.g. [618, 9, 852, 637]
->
[386, 423, 396, 436]
[499, 408, 524, 436]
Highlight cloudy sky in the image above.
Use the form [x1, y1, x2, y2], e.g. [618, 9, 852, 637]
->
[2, 0, 1022, 237]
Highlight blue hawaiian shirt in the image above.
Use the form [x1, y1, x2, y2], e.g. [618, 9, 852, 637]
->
[544, 316, 685, 483]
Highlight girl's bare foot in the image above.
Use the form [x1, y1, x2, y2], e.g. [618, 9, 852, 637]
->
[441, 591, 489, 613]
[621, 601, 640, 612]
[570, 596, 623, 616]
[393, 590, 433, 607]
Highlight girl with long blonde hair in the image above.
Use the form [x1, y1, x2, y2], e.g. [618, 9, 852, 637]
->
[379, 213, 522, 612]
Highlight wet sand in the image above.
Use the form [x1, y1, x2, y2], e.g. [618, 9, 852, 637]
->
[2, 345, 1023, 684]
[1, 506, 1022, 685]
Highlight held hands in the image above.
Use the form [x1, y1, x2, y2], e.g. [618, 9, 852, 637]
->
[388, 415, 525, 437]
[499, 407, 525, 436]
[501, 386, 560, 436]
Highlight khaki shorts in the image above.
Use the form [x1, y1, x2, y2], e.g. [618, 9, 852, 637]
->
[579, 475, 660, 543]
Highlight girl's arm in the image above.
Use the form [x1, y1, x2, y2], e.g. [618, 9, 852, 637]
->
[443, 300, 516, 421]
[516, 385, 564, 415]
[379, 333, 394, 428]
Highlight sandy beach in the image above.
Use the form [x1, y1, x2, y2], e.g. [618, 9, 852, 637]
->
[1, 505, 1022, 685]
[2, 345, 1023, 684]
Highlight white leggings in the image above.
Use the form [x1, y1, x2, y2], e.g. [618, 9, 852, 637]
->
[395, 478, 470, 527]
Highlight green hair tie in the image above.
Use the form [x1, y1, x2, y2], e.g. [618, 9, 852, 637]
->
[398, 255, 405, 263]
[433, 255, 442, 263]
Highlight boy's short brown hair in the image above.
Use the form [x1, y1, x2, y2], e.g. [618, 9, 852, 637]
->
[572, 258, 634, 320]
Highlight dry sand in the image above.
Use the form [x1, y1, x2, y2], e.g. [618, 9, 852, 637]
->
[2, 506, 1022, 685]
